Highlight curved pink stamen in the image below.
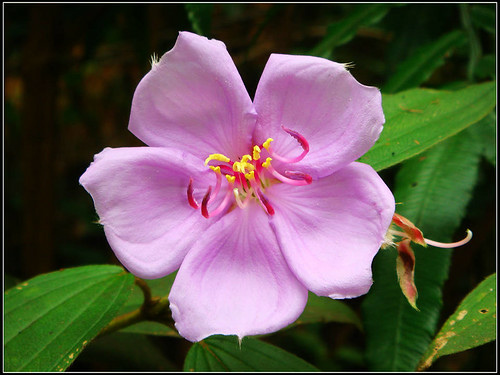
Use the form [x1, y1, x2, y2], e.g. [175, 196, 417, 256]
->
[283, 170, 313, 185]
[391, 229, 473, 249]
[204, 186, 234, 218]
[266, 163, 312, 186]
[209, 170, 222, 203]
[201, 186, 212, 218]
[217, 164, 234, 175]
[234, 189, 251, 209]
[424, 229, 473, 248]
[256, 189, 275, 215]
[187, 178, 200, 209]
[267, 125, 309, 163]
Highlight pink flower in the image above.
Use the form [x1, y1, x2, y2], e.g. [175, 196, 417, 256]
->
[79, 31, 395, 342]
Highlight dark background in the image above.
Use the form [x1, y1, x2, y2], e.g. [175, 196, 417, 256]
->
[4, 3, 496, 371]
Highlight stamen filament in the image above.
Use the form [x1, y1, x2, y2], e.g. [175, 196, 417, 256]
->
[424, 229, 473, 248]
[187, 178, 200, 209]
[206, 187, 233, 218]
[283, 170, 313, 185]
[265, 162, 312, 186]
[256, 189, 275, 215]
[233, 188, 251, 209]
[201, 186, 212, 218]
[265, 125, 310, 164]
[209, 168, 222, 203]
[391, 229, 473, 248]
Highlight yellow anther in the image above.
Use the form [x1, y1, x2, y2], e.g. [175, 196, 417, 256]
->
[245, 171, 255, 181]
[253, 145, 261, 160]
[232, 162, 243, 173]
[263, 138, 274, 150]
[209, 166, 221, 174]
[233, 161, 254, 173]
[241, 154, 252, 163]
[242, 162, 255, 171]
[226, 175, 236, 184]
[262, 157, 272, 168]
[204, 153, 230, 166]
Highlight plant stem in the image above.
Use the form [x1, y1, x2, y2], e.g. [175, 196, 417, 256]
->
[96, 277, 177, 339]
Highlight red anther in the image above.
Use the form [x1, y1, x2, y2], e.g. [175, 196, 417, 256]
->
[201, 186, 212, 218]
[217, 164, 234, 175]
[281, 125, 309, 153]
[257, 190, 275, 216]
[187, 178, 200, 209]
[392, 213, 426, 246]
[284, 170, 313, 185]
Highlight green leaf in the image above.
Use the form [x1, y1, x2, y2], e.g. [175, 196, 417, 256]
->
[4, 265, 134, 372]
[468, 110, 496, 166]
[417, 273, 496, 371]
[359, 81, 496, 172]
[362, 127, 483, 371]
[120, 321, 177, 337]
[470, 4, 496, 34]
[294, 292, 362, 330]
[185, 3, 213, 37]
[183, 335, 320, 372]
[475, 54, 496, 80]
[383, 30, 467, 94]
[310, 4, 393, 58]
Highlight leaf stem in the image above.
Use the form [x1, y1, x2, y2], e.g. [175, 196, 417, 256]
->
[96, 277, 176, 339]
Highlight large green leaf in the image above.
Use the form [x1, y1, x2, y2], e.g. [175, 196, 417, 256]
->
[4, 265, 134, 372]
[359, 81, 495, 172]
[417, 273, 496, 371]
[310, 4, 394, 58]
[120, 321, 178, 337]
[362, 126, 483, 371]
[183, 335, 319, 372]
[383, 30, 467, 94]
[468, 110, 496, 166]
[294, 292, 362, 330]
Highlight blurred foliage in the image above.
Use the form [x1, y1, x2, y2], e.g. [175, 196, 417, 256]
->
[4, 3, 496, 372]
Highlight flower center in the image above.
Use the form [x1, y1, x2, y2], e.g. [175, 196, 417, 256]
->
[187, 125, 312, 218]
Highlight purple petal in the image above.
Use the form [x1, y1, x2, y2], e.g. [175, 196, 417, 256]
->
[253, 54, 384, 178]
[129, 31, 256, 160]
[168, 204, 308, 342]
[267, 162, 395, 298]
[79, 147, 214, 279]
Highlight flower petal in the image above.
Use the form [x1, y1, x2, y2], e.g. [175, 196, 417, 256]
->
[79, 147, 214, 279]
[168, 204, 308, 342]
[253, 54, 384, 178]
[129, 31, 256, 160]
[267, 162, 395, 298]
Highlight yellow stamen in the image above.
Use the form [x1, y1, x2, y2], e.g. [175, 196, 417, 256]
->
[226, 175, 236, 184]
[241, 154, 252, 163]
[253, 145, 261, 160]
[233, 161, 255, 173]
[209, 166, 221, 174]
[245, 171, 255, 181]
[262, 157, 272, 168]
[232, 162, 243, 173]
[204, 153, 230, 166]
[243, 162, 255, 171]
[263, 138, 273, 150]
